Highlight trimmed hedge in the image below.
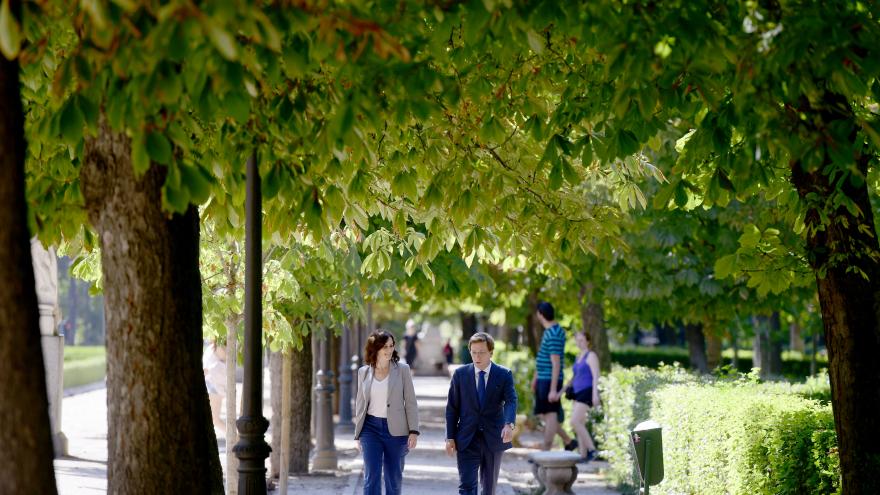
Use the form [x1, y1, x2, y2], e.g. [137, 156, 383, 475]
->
[599, 365, 839, 494]
[492, 342, 535, 416]
[651, 384, 839, 495]
[605, 346, 827, 379]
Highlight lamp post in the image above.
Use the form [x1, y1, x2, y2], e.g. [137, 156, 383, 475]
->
[337, 321, 354, 430]
[234, 152, 271, 494]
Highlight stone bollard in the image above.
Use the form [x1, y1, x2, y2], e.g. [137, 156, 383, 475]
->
[527, 451, 581, 495]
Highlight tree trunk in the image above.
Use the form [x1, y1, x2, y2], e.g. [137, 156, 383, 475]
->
[460, 312, 477, 364]
[767, 312, 784, 377]
[524, 291, 540, 355]
[705, 329, 722, 371]
[790, 94, 880, 493]
[684, 323, 708, 374]
[290, 333, 313, 474]
[0, 22, 59, 493]
[279, 351, 291, 495]
[579, 284, 611, 372]
[811, 332, 818, 377]
[790, 321, 805, 353]
[271, 335, 313, 476]
[225, 316, 240, 495]
[81, 121, 223, 494]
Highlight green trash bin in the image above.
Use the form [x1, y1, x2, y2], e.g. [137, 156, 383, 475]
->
[631, 420, 663, 494]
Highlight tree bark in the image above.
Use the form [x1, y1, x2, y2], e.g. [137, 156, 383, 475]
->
[460, 312, 477, 364]
[271, 335, 313, 476]
[684, 323, 708, 374]
[0, 19, 59, 493]
[790, 93, 880, 493]
[705, 329, 722, 371]
[290, 333, 313, 474]
[225, 316, 240, 495]
[524, 291, 540, 355]
[579, 284, 611, 372]
[81, 121, 223, 494]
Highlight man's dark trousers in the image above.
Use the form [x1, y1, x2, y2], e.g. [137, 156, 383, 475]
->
[456, 430, 503, 495]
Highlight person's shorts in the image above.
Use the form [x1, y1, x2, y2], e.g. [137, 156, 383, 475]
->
[534, 379, 564, 419]
[574, 387, 594, 407]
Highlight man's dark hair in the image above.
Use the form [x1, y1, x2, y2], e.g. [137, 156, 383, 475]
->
[537, 301, 555, 321]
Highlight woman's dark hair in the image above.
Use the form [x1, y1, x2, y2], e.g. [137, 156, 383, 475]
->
[537, 301, 555, 321]
[363, 330, 400, 367]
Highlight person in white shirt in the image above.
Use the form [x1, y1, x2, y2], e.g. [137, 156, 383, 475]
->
[354, 330, 420, 495]
[202, 341, 227, 437]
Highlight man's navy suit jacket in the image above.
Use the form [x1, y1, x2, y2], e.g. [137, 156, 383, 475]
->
[446, 363, 518, 452]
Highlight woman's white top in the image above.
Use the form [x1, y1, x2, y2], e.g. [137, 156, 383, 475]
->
[367, 375, 389, 418]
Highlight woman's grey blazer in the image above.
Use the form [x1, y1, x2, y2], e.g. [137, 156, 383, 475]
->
[354, 362, 420, 439]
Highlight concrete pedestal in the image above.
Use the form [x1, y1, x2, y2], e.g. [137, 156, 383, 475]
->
[527, 451, 580, 495]
[41, 333, 68, 456]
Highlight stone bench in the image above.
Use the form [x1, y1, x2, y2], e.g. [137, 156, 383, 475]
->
[527, 451, 581, 495]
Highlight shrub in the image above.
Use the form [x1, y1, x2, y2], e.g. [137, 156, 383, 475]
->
[650, 382, 839, 495]
[597, 364, 697, 489]
[492, 341, 535, 416]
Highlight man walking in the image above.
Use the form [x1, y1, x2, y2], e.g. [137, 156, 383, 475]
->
[533, 301, 577, 451]
[446, 333, 517, 495]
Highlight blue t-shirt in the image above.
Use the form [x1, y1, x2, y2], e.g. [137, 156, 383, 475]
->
[536, 323, 566, 380]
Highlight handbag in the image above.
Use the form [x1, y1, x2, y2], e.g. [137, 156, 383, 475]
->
[564, 384, 575, 400]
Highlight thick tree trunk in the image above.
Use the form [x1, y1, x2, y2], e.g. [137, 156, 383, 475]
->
[579, 284, 611, 372]
[0, 24, 59, 494]
[705, 330, 722, 371]
[81, 122, 223, 494]
[790, 321, 804, 353]
[753, 315, 782, 378]
[790, 95, 880, 493]
[768, 312, 784, 376]
[290, 333, 313, 474]
[225, 316, 240, 495]
[684, 323, 708, 374]
[460, 312, 477, 364]
[524, 291, 540, 355]
[271, 335, 313, 476]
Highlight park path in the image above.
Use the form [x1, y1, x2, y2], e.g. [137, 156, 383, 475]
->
[54, 372, 619, 494]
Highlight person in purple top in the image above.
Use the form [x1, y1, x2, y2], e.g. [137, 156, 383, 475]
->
[562, 330, 601, 462]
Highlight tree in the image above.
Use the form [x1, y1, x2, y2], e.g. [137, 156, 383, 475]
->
[0, 0, 58, 490]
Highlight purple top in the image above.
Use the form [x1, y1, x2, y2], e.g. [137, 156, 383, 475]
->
[572, 351, 593, 393]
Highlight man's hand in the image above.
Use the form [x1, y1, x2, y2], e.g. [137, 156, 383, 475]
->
[501, 424, 514, 444]
[531, 376, 537, 392]
[445, 439, 456, 457]
[408, 433, 418, 450]
[548, 390, 560, 403]
[355, 439, 361, 452]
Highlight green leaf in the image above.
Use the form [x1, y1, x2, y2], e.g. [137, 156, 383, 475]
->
[180, 164, 212, 205]
[0, 0, 22, 60]
[145, 131, 173, 165]
[526, 29, 544, 54]
[205, 21, 238, 61]
[714, 254, 737, 279]
[739, 225, 761, 249]
[224, 91, 250, 124]
[548, 161, 563, 190]
[617, 130, 640, 157]
[391, 170, 418, 200]
[59, 99, 85, 145]
[131, 135, 151, 176]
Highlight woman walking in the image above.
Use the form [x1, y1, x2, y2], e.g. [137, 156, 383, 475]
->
[564, 331, 601, 462]
[355, 330, 420, 494]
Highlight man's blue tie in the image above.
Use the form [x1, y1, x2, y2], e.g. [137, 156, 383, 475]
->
[478, 370, 487, 408]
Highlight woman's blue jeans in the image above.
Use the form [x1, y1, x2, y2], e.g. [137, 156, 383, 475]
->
[360, 414, 409, 495]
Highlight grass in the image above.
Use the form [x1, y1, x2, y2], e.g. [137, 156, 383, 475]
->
[63, 345, 106, 389]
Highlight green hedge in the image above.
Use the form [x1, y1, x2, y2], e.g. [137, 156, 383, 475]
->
[651, 384, 839, 495]
[604, 346, 827, 379]
[599, 365, 839, 494]
[597, 365, 698, 488]
[63, 346, 106, 389]
[492, 342, 536, 416]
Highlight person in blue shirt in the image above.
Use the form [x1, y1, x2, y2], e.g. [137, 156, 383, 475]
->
[561, 330, 601, 462]
[446, 332, 518, 495]
[532, 301, 577, 451]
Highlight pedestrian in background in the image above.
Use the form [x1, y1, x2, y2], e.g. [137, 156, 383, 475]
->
[202, 340, 227, 437]
[562, 331, 600, 462]
[532, 301, 577, 451]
